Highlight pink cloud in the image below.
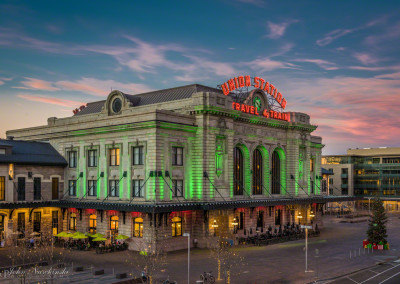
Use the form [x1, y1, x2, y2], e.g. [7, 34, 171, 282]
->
[266, 20, 298, 39]
[293, 58, 338, 70]
[14, 77, 60, 91]
[353, 53, 379, 65]
[17, 94, 83, 107]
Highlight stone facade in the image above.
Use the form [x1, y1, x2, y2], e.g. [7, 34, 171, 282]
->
[3, 85, 336, 251]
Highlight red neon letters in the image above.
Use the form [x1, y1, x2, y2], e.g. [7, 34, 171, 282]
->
[222, 75, 287, 110]
[231, 102, 290, 122]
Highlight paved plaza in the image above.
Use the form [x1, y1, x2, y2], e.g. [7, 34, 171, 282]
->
[1, 213, 400, 284]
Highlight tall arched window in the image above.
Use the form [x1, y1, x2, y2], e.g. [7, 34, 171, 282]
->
[234, 147, 244, 195]
[110, 215, 119, 236]
[171, 217, 182, 237]
[133, 217, 143, 238]
[253, 149, 263, 195]
[271, 151, 281, 194]
[89, 215, 97, 234]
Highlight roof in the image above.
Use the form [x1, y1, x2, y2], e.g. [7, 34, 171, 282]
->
[0, 139, 67, 166]
[321, 168, 334, 175]
[74, 84, 222, 116]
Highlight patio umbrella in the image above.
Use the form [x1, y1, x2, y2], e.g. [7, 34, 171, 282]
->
[55, 232, 69, 237]
[72, 231, 83, 236]
[91, 233, 105, 238]
[65, 233, 74, 238]
[73, 234, 88, 239]
[85, 232, 93, 237]
[115, 235, 129, 240]
[92, 237, 107, 241]
[30, 232, 40, 236]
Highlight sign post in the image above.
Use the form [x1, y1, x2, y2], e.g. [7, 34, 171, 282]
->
[301, 225, 312, 272]
[183, 233, 190, 284]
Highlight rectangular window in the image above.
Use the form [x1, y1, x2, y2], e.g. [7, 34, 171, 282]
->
[18, 213, 25, 234]
[310, 158, 314, 172]
[87, 150, 97, 167]
[33, 177, 41, 200]
[172, 147, 183, 166]
[52, 211, 58, 235]
[132, 146, 144, 165]
[18, 177, 26, 201]
[310, 180, 314, 194]
[275, 209, 281, 226]
[0, 149, 5, 154]
[0, 176, 5, 201]
[69, 214, 76, 230]
[109, 148, 120, 166]
[341, 168, 348, 174]
[88, 180, 97, 196]
[256, 211, 264, 228]
[52, 177, 59, 200]
[173, 179, 183, 197]
[33, 212, 41, 233]
[132, 179, 144, 197]
[109, 180, 119, 197]
[69, 180, 77, 196]
[68, 151, 77, 168]
[239, 212, 244, 230]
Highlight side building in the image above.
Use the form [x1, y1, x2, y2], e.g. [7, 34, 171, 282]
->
[4, 83, 355, 251]
[323, 147, 400, 211]
[0, 139, 67, 244]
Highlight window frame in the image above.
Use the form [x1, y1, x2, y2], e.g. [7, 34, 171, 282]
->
[87, 180, 97, 196]
[69, 180, 77, 196]
[33, 212, 41, 233]
[133, 217, 143, 238]
[171, 216, 182, 237]
[87, 149, 98, 167]
[18, 177, 26, 201]
[89, 214, 97, 234]
[173, 179, 184, 197]
[172, 147, 183, 166]
[132, 146, 144, 165]
[132, 179, 144, 197]
[69, 213, 76, 230]
[109, 180, 119, 197]
[0, 176, 4, 201]
[109, 148, 120, 166]
[68, 151, 77, 168]
[33, 177, 41, 200]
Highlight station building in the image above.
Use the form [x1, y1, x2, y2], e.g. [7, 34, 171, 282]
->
[2, 80, 355, 250]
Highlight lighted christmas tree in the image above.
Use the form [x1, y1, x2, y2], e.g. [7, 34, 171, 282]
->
[367, 198, 388, 244]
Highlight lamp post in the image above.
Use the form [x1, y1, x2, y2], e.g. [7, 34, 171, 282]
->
[183, 233, 190, 284]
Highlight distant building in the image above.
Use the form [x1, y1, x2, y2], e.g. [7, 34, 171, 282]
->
[322, 147, 400, 211]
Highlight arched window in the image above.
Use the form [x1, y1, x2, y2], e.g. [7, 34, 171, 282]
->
[89, 215, 97, 234]
[253, 149, 263, 195]
[234, 147, 244, 195]
[69, 213, 76, 231]
[171, 217, 182, 237]
[133, 217, 143, 238]
[110, 215, 119, 235]
[271, 151, 281, 194]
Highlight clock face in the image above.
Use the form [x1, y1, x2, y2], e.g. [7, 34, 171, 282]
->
[112, 98, 122, 113]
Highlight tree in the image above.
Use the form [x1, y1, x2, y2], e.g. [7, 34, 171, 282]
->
[367, 198, 388, 244]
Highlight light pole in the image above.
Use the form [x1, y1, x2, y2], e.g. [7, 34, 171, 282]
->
[183, 233, 190, 284]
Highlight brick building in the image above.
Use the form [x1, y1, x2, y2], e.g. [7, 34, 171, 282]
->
[0, 139, 67, 244]
[4, 82, 355, 251]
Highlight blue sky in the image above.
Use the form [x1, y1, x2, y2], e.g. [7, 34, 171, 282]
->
[1, 0, 400, 154]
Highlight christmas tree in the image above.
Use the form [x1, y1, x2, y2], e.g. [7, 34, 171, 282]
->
[366, 198, 388, 244]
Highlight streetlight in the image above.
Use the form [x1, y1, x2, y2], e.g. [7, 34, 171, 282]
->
[183, 233, 190, 284]
[298, 209, 312, 273]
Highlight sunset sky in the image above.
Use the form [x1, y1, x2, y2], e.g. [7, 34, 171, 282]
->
[1, 1, 400, 154]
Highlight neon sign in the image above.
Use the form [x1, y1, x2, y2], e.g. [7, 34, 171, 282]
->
[221, 75, 287, 109]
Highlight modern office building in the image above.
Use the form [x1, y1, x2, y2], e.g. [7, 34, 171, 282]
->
[2, 79, 354, 251]
[323, 147, 400, 211]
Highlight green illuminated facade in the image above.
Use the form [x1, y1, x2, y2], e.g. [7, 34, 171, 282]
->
[5, 84, 353, 251]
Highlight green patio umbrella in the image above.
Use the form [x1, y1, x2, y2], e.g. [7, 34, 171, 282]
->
[65, 233, 74, 238]
[72, 231, 83, 236]
[91, 233, 105, 238]
[72, 234, 88, 239]
[55, 232, 69, 237]
[85, 232, 93, 237]
[115, 235, 129, 240]
[92, 237, 107, 241]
